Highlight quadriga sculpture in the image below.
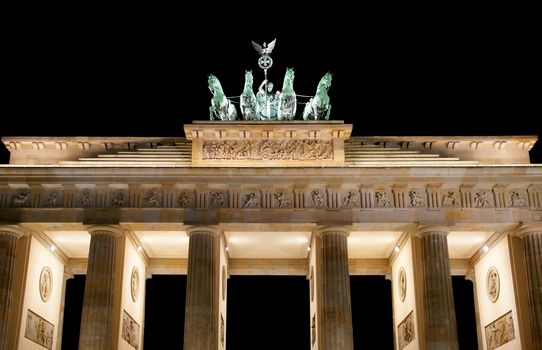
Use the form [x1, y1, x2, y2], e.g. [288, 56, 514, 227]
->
[208, 74, 237, 121]
[303, 73, 332, 120]
[240, 70, 258, 120]
[277, 68, 297, 120]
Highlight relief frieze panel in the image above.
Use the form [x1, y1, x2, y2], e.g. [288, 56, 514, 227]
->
[202, 139, 334, 161]
[5, 185, 541, 211]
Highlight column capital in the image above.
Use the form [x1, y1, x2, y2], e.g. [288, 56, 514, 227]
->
[414, 224, 450, 237]
[186, 225, 222, 237]
[85, 225, 124, 237]
[0, 225, 24, 238]
[515, 224, 542, 238]
[314, 225, 351, 238]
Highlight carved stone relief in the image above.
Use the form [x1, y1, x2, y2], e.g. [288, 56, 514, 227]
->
[209, 191, 228, 208]
[397, 311, 415, 350]
[178, 191, 195, 207]
[311, 190, 327, 207]
[202, 139, 334, 161]
[78, 189, 95, 208]
[39, 266, 53, 302]
[11, 190, 31, 207]
[486, 266, 500, 303]
[131, 266, 139, 302]
[44, 192, 61, 208]
[122, 310, 140, 349]
[408, 190, 424, 207]
[375, 191, 392, 207]
[143, 190, 160, 207]
[111, 191, 127, 207]
[441, 190, 461, 207]
[509, 190, 526, 207]
[398, 267, 406, 302]
[242, 191, 261, 208]
[474, 191, 492, 208]
[274, 191, 293, 208]
[24, 309, 54, 349]
[342, 190, 359, 207]
[484, 310, 515, 350]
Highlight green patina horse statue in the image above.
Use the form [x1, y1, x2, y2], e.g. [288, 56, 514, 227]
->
[303, 73, 332, 120]
[208, 74, 237, 121]
[240, 70, 258, 120]
[277, 67, 297, 120]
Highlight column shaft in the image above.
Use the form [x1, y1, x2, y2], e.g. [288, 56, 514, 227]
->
[419, 231, 458, 349]
[523, 232, 542, 347]
[0, 233, 18, 349]
[320, 231, 354, 350]
[79, 232, 118, 350]
[184, 231, 219, 350]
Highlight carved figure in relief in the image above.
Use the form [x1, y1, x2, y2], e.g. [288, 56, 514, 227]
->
[243, 192, 259, 208]
[408, 191, 424, 207]
[144, 190, 159, 206]
[311, 190, 326, 207]
[474, 191, 490, 207]
[510, 191, 526, 207]
[442, 191, 460, 207]
[274, 192, 293, 208]
[79, 190, 93, 207]
[112, 192, 126, 207]
[375, 191, 392, 207]
[12, 191, 30, 207]
[210, 192, 226, 208]
[343, 191, 359, 207]
[45, 193, 58, 207]
[178, 192, 193, 207]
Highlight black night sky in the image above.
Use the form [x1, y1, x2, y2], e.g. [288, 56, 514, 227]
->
[2, 8, 540, 350]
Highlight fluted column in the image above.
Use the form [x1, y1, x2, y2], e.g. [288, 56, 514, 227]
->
[0, 227, 22, 349]
[317, 226, 354, 350]
[79, 226, 122, 350]
[184, 225, 221, 350]
[518, 227, 542, 348]
[417, 226, 458, 350]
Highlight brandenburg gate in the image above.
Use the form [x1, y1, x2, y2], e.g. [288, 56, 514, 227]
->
[1, 120, 541, 349]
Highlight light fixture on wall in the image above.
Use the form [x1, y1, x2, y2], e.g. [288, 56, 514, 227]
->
[225, 246, 229, 251]
[307, 246, 311, 252]
[394, 246, 400, 253]
[482, 245, 490, 253]
[137, 245, 143, 252]
[49, 244, 56, 252]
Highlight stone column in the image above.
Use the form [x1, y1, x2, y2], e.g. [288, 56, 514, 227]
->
[518, 227, 542, 348]
[184, 226, 221, 350]
[317, 226, 354, 350]
[79, 226, 122, 350]
[0, 227, 22, 349]
[417, 226, 458, 350]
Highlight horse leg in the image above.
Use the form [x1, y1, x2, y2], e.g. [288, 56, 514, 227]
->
[325, 104, 331, 120]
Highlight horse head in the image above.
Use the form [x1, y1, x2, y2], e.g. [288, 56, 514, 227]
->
[244, 70, 253, 87]
[317, 72, 332, 92]
[282, 67, 295, 92]
[208, 74, 224, 96]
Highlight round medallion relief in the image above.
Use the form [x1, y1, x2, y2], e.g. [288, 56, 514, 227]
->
[398, 267, 407, 302]
[310, 266, 315, 302]
[486, 266, 500, 303]
[222, 266, 227, 300]
[130, 266, 139, 302]
[39, 266, 53, 302]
